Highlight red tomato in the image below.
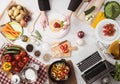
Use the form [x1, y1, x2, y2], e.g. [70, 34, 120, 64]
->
[54, 22, 61, 28]
[103, 23, 116, 36]
[12, 60, 17, 66]
[20, 50, 26, 57]
[60, 45, 64, 50]
[64, 44, 68, 49]
[14, 66, 21, 72]
[18, 61, 25, 68]
[22, 56, 29, 63]
[15, 55, 21, 61]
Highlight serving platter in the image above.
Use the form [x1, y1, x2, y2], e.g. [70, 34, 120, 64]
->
[95, 19, 120, 44]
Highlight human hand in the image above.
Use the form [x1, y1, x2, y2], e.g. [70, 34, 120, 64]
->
[88, 0, 91, 2]
[63, 10, 73, 30]
[40, 11, 49, 30]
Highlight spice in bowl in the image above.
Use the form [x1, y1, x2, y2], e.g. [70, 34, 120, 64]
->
[43, 53, 51, 61]
[34, 50, 41, 57]
[26, 44, 34, 52]
[21, 35, 29, 42]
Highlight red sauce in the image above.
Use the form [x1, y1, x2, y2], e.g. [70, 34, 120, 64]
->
[54, 22, 61, 28]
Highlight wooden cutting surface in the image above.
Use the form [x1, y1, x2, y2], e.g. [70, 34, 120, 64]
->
[74, 0, 105, 24]
[51, 41, 77, 58]
[45, 60, 77, 84]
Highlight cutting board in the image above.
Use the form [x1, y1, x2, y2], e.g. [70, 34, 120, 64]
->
[51, 40, 77, 58]
[45, 60, 77, 84]
[74, 0, 105, 24]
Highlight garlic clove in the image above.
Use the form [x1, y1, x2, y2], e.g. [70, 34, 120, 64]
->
[76, 39, 84, 46]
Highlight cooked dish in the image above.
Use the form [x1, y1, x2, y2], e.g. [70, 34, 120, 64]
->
[50, 62, 70, 81]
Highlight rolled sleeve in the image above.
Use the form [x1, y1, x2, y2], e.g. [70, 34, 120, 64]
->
[68, 0, 83, 11]
[38, 0, 50, 11]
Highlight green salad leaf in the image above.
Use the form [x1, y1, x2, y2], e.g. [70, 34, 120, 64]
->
[104, 1, 120, 19]
[112, 61, 120, 81]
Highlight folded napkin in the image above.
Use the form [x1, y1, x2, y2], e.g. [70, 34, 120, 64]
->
[0, 0, 12, 19]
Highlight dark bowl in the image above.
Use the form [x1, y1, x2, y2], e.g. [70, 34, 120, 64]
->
[48, 59, 71, 83]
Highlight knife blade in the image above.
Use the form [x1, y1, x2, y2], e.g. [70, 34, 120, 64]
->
[51, 40, 67, 48]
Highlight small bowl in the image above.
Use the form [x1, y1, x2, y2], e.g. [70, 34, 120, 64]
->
[48, 59, 71, 83]
[21, 67, 37, 83]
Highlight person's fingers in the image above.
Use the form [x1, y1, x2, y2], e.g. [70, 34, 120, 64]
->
[41, 23, 45, 29]
[41, 20, 47, 30]
[46, 19, 49, 25]
[44, 21, 48, 28]
[63, 25, 68, 30]
[88, 0, 91, 2]
[41, 21, 44, 29]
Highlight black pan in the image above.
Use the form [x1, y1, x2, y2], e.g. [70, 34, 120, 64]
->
[48, 59, 71, 83]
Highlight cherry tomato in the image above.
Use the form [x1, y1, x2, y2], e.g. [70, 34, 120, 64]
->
[15, 55, 21, 61]
[22, 56, 29, 63]
[14, 66, 21, 72]
[102, 23, 116, 36]
[60, 45, 64, 50]
[18, 61, 25, 68]
[20, 50, 26, 57]
[64, 44, 68, 49]
[12, 60, 17, 66]
[63, 49, 69, 53]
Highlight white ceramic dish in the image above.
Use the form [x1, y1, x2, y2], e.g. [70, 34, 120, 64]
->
[95, 19, 120, 44]
[21, 67, 37, 83]
[11, 74, 20, 84]
[44, 12, 69, 38]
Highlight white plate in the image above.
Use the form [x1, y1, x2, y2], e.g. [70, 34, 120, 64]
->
[44, 12, 69, 38]
[95, 19, 120, 44]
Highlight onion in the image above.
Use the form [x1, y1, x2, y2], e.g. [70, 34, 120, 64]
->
[77, 31, 85, 38]
[20, 19, 27, 27]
